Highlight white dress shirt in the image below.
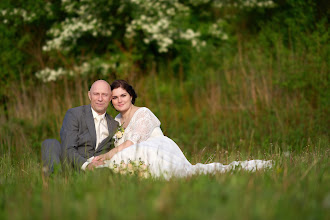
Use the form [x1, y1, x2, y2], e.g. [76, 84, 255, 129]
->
[81, 108, 109, 170]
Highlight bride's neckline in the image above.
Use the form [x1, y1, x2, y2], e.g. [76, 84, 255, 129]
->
[118, 107, 144, 128]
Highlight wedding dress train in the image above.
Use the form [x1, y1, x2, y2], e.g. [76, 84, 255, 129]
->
[100, 108, 272, 179]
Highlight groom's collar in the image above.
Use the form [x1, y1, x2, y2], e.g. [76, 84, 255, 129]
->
[91, 107, 106, 120]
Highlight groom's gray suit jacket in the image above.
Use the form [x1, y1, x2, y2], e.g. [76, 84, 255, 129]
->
[60, 104, 119, 169]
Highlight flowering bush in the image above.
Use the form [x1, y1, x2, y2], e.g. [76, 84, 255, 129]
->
[0, 0, 277, 82]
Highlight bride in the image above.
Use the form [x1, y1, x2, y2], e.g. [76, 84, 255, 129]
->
[95, 80, 272, 179]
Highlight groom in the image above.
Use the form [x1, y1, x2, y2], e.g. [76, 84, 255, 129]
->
[41, 80, 119, 173]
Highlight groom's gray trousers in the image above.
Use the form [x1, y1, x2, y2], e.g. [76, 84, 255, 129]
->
[41, 139, 63, 173]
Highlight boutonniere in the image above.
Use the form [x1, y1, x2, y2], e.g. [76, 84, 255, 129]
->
[114, 123, 125, 143]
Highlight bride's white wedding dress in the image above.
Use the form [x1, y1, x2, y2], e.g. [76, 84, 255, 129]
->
[101, 107, 272, 179]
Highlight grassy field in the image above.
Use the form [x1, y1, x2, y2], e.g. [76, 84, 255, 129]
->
[0, 32, 328, 219]
[0, 144, 329, 220]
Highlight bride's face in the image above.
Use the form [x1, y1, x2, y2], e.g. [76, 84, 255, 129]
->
[111, 87, 133, 112]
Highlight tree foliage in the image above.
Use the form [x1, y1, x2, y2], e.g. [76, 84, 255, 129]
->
[0, 0, 284, 83]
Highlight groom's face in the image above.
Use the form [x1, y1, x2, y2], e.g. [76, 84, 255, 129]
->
[88, 81, 111, 115]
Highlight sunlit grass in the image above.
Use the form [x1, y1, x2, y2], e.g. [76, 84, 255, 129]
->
[0, 146, 329, 220]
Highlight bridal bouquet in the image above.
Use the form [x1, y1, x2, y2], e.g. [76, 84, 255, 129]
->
[105, 159, 151, 178]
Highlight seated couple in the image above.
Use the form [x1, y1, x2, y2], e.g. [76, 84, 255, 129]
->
[42, 80, 272, 179]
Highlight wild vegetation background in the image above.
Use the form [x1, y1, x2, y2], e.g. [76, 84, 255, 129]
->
[0, 0, 329, 219]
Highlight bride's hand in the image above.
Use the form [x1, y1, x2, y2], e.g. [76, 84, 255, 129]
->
[94, 148, 118, 161]
[93, 154, 106, 162]
[94, 141, 133, 162]
[106, 148, 119, 160]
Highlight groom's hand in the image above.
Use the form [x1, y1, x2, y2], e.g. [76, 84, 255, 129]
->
[93, 155, 105, 162]
[86, 160, 104, 171]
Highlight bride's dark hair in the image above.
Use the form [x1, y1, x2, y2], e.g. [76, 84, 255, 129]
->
[110, 80, 138, 104]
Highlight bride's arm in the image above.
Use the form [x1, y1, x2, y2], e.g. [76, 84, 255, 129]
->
[115, 140, 134, 152]
[94, 140, 133, 161]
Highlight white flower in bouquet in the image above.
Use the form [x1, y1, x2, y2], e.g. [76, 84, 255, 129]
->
[138, 170, 150, 179]
[120, 169, 128, 175]
[120, 161, 127, 169]
[140, 164, 148, 171]
[113, 165, 120, 173]
[127, 163, 134, 171]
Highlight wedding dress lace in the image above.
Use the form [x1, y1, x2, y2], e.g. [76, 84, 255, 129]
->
[102, 107, 272, 179]
[114, 107, 162, 146]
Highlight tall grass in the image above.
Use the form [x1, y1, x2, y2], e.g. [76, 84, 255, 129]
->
[1, 33, 328, 157]
[0, 147, 328, 219]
